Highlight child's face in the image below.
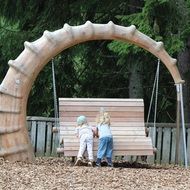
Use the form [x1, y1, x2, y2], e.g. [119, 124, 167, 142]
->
[99, 115, 104, 123]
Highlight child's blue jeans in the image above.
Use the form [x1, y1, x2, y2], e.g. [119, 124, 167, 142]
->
[97, 136, 113, 159]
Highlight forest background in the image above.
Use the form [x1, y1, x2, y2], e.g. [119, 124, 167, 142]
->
[0, 0, 190, 123]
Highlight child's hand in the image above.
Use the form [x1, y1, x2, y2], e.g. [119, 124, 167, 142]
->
[92, 126, 99, 138]
[91, 126, 97, 138]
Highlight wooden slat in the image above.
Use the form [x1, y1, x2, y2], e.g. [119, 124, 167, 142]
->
[59, 98, 143, 102]
[63, 150, 154, 156]
[59, 111, 144, 118]
[60, 121, 145, 127]
[30, 121, 37, 152]
[59, 106, 143, 112]
[60, 110, 144, 118]
[170, 128, 176, 164]
[60, 103, 143, 107]
[179, 130, 185, 165]
[63, 136, 152, 142]
[45, 122, 53, 156]
[36, 121, 46, 156]
[64, 142, 153, 147]
[60, 115, 144, 121]
[161, 128, 171, 164]
[60, 131, 146, 136]
[60, 117, 144, 122]
[156, 127, 162, 164]
[147, 127, 155, 164]
[27, 121, 32, 139]
[60, 127, 145, 131]
[187, 128, 190, 165]
[63, 145, 153, 151]
[64, 141, 153, 147]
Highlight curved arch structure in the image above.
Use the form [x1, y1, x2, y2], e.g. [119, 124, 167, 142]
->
[0, 21, 184, 162]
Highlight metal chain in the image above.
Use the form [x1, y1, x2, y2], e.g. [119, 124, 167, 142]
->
[146, 59, 160, 124]
[153, 59, 160, 146]
[146, 59, 160, 147]
[146, 64, 158, 125]
[52, 58, 60, 134]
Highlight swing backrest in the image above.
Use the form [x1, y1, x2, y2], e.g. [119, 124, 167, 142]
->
[57, 98, 154, 156]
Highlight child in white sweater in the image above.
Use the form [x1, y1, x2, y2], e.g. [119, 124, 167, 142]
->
[74, 115, 94, 166]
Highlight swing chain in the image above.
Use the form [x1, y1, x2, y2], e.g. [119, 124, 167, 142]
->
[52, 58, 60, 131]
[146, 58, 160, 147]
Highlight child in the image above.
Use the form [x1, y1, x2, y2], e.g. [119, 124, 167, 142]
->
[74, 115, 94, 166]
[96, 109, 113, 167]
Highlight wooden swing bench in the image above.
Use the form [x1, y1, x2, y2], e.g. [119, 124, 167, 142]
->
[56, 98, 154, 157]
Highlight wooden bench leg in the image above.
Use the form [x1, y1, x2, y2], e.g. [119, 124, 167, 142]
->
[71, 156, 75, 162]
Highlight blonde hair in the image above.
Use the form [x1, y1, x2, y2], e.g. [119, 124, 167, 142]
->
[96, 108, 111, 125]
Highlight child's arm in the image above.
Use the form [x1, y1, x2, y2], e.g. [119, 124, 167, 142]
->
[95, 126, 99, 138]
[91, 126, 97, 138]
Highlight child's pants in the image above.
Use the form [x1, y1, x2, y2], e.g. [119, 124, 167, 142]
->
[97, 136, 113, 159]
[77, 134, 93, 161]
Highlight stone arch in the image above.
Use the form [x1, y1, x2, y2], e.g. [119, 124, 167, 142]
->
[0, 21, 183, 162]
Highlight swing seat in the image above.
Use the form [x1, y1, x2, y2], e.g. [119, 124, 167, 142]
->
[57, 98, 154, 157]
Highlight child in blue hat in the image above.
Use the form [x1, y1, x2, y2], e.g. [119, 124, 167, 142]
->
[74, 115, 94, 166]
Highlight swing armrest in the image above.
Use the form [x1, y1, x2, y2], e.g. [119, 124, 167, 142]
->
[57, 147, 64, 154]
[145, 127, 149, 136]
[52, 127, 59, 133]
[153, 147, 157, 154]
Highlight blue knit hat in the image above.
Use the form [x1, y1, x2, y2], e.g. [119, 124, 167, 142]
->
[77, 115, 87, 125]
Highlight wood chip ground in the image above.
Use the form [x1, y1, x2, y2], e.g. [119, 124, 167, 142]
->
[0, 157, 190, 190]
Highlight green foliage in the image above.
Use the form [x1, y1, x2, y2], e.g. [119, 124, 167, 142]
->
[165, 35, 185, 55]
[0, 0, 190, 122]
[107, 0, 190, 122]
[109, 0, 188, 56]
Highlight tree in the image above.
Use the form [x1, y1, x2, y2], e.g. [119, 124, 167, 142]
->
[108, 0, 190, 122]
[0, 0, 190, 122]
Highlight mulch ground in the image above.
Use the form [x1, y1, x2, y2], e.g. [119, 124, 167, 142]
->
[0, 157, 190, 190]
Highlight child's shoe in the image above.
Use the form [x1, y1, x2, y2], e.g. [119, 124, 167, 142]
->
[96, 158, 101, 167]
[74, 157, 82, 166]
[108, 163, 113, 167]
[88, 161, 93, 167]
[96, 162, 101, 167]
[107, 157, 113, 167]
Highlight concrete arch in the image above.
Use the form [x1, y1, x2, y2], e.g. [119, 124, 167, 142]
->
[0, 21, 184, 162]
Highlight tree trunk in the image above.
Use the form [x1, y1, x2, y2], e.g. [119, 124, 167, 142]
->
[177, 37, 190, 123]
[128, 61, 143, 98]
